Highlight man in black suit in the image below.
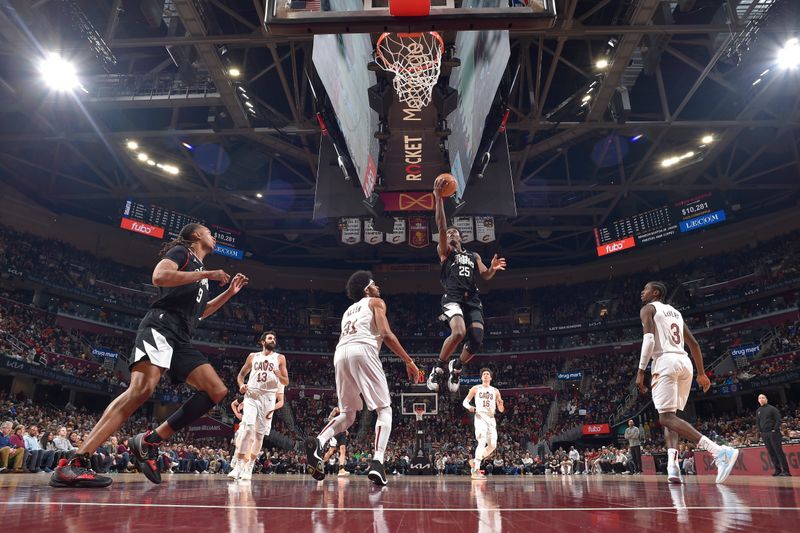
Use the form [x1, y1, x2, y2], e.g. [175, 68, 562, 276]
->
[756, 393, 791, 476]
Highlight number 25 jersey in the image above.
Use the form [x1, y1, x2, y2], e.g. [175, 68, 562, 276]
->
[649, 301, 688, 360]
[337, 297, 382, 353]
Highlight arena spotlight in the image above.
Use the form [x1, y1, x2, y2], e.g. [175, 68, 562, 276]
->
[38, 53, 81, 92]
[701, 134, 714, 144]
[630, 134, 644, 142]
[228, 67, 241, 77]
[256, 193, 263, 198]
[126, 140, 138, 150]
[137, 153, 148, 161]
[595, 58, 609, 69]
[777, 38, 800, 70]
[162, 165, 180, 175]
[181, 142, 193, 150]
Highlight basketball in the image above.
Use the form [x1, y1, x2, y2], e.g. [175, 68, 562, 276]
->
[436, 173, 457, 198]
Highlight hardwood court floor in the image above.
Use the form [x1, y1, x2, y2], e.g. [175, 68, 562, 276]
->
[1, 472, 798, 532]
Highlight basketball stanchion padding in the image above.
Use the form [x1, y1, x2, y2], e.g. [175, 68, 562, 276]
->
[389, 0, 430, 17]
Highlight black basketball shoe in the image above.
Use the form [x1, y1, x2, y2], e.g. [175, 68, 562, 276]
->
[305, 437, 325, 481]
[130, 430, 162, 484]
[426, 364, 444, 392]
[368, 460, 388, 486]
[50, 455, 112, 488]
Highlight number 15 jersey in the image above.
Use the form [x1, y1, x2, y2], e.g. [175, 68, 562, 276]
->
[649, 301, 688, 360]
[337, 297, 382, 353]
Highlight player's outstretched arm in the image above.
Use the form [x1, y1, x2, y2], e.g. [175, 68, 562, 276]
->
[370, 298, 420, 381]
[152, 255, 228, 288]
[201, 273, 249, 319]
[433, 176, 451, 262]
[636, 305, 656, 394]
[237, 353, 255, 394]
[462, 386, 477, 412]
[495, 389, 505, 413]
[476, 253, 506, 281]
[684, 324, 710, 393]
[276, 354, 289, 386]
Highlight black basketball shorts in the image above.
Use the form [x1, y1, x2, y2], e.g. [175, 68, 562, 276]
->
[440, 293, 484, 326]
[129, 310, 208, 384]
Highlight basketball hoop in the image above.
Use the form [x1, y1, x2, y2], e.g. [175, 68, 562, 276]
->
[375, 31, 444, 109]
[413, 404, 426, 423]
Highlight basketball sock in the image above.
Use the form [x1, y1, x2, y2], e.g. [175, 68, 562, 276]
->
[667, 448, 678, 470]
[452, 359, 463, 371]
[373, 406, 392, 464]
[475, 442, 486, 466]
[697, 435, 722, 455]
[318, 410, 357, 449]
[165, 391, 216, 433]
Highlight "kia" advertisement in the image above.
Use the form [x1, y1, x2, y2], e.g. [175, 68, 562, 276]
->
[595, 236, 636, 257]
[120, 217, 165, 239]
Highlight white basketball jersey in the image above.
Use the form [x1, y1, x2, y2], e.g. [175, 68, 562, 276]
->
[474, 385, 498, 420]
[649, 301, 688, 359]
[337, 297, 382, 352]
[246, 351, 282, 395]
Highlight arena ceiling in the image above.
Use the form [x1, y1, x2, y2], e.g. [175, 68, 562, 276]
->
[0, 0, 798, 268]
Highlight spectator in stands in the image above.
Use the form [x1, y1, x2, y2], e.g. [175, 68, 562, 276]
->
[0, 420, 25, 472]
[23, 425, 50, 472]
[53, 426, 75, 453]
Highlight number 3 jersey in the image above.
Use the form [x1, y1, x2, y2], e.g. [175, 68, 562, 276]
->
[246, 351, 283, 396]
[648, 301, 688, 360]
[336, 297, 382, 353]
[151, 245, 209, 339]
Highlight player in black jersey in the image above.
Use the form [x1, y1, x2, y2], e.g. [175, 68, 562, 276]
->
[427, 176, 506, 393]
[50, 223, 249, 488]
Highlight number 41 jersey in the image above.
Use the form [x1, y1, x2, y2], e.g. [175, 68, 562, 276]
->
[337, 297, 382, 353]
[649, 301, 688, 360]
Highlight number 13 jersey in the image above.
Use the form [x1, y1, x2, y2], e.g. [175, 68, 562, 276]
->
[649, 301, 688, 360]
[337, 297, 382, 353]
[246, 351, 282, 395]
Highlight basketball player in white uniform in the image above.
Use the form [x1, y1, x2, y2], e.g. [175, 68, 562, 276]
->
[305, 270, 419, 486]
[462, 368, 504, 480]
[637, 281, 738, 484]
[228, 330, 288, 480]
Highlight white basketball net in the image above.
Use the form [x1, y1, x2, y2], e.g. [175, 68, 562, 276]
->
[375, 32, 444, 110]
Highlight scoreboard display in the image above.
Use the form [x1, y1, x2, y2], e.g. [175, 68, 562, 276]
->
[595, 193, 726, 257]
[120, 199, 245, 260]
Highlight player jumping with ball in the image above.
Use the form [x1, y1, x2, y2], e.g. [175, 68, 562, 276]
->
[427, 174, 507, 393]
[463, 368, 504, 480]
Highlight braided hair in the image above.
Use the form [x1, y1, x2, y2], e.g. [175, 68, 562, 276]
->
[159, 223, 204, 257]
[648, 281, 668, 302]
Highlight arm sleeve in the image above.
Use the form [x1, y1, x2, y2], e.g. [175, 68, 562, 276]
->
[163, 245, 189, 269]
[462, 396, 472, 410]
[639, 333, 655, 370]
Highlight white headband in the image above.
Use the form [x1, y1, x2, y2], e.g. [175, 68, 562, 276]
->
[364, 279, 375, 292]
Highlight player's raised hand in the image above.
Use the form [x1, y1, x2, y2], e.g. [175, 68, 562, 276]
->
[207, 269, 231, 285]
[228, 273, 249, 294]
[433, 176, 447, 198]
[696, 373, 711, 393]
[405, 360, 420, 381]
[490, 254, 507, 271]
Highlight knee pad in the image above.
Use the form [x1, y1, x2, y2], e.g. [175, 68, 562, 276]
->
[465, 326, 484, 354]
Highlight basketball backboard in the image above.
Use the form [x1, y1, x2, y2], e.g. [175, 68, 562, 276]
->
[400, 392, 438, 416]
[265, 0, 557, 36]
